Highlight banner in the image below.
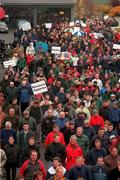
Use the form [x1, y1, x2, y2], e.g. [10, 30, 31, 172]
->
[73, 27, 80, 32]
[36, 41, 48, 52]
[80, 21, 86, 27]
[45, 23, 52, 29]
[51, 46, 61, 54]
[21, 22, 31, 31]
[3, 60, 16, 68]
[31, 81, 48, 95]
[113, 44, 120, 49]
[69, 22, 74, 27]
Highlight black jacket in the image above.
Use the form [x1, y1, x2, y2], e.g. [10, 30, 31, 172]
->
[44, 142, 66, 163]
[87, 148, 107, 165]
[22, 144, 40, 163]
[63, 128, 76, 144]
[109, 167, 120, 180]
[4, 144, 19, 165]
[30, 106, 43, 124]
[41, 116, 56, 137]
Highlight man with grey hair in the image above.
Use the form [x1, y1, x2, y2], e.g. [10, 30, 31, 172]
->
[0, 121, 16, 147]
[76, 127, 90, 156]
[66, 135, 83, 171]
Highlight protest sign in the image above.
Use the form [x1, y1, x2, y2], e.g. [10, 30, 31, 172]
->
[51, 46, 61, 54]
[73, 27, 80, 32]
[45, 23, 52, 29]
[31, 81, 48, 95]
[80, 21, 86, 27]
[69, 22, 74, 27]
[21, 22, 31, 31]
[3, 60, 16, 68]
[113, 44, 120, 49]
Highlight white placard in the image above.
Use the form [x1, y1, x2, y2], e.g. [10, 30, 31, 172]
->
[51, 46, 61, 54]
[69, 22, 74, 27]
[21, 22, 31, 31]
[80, 21, 86, 27]
[113, 44, 120, 49]
[45, 23, 52, 29]
[74, 27, 80, 32]
[3, 60, 16, 68]
[104, 15, 109, 21]
[31, 81, 48, 95]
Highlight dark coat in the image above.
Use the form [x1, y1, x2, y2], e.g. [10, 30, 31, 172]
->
[109, 167, 120, 180]
[4, 144, 19, 165]
[83, 126, 96, 140]
[41, 116, 56, 137]
[68, 165, 92, 180]
[30, 106, 43, 124]
[91, 164, 109, 180]
[63, 128, 76, 144]
[91, 134, 110, 149]
[88, 147, 107, 165]
[17, 130, 34, 154]
[22, 143, 40, 163]
[0, 128, 16, 147]
[44, 142, 66, 163]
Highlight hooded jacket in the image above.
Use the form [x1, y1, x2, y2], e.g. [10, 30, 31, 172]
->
[66, 143, 83, 170]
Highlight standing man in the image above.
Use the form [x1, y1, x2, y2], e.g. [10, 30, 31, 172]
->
[18, 80, 32, 114]
[19, 150, 46, 180]
[29, 99, 43, 142]
[17, 123, 34, 162]
[19, 110, 37, 133]
[76, 127, 90, 157]
[91, 156, 109, 180]
[45, 134, 66, 166]
[68, 156, 92, 180]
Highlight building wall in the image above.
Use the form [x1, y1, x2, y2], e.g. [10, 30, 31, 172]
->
[3, 0, 76, 5]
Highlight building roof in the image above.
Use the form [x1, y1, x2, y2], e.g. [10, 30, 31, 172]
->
[3, 0, 76, 5]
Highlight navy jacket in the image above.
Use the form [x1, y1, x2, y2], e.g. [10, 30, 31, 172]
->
[88, 148, 107, 165]
[1, 128, 16, 147]
[68, 165, 92, 180]
[108, 108, 120, 123]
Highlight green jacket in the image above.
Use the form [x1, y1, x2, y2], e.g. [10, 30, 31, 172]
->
[5, 86, 18, 102]
[17, 58, 26, 69]
[76, 134, 90, 156]
[19, 116, 37, 132]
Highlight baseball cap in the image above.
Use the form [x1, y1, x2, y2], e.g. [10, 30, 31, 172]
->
[93, 109, 99, 114]
[111, 94, 115, 97]
[84, 119, 90, 123]
[23, 110, 29, 115]
[110, 135, 116, 140]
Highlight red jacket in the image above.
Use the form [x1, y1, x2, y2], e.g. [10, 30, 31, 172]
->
[90, 115, 104, 129]
[19, 159, 46, 180]
[45, 131, 65, 146]
[26, 54, 34, 65]
[66, 143, 83, 170]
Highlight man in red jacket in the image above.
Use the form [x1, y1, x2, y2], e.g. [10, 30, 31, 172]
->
[19, 150, 46, 180]
[45, 124, 65, 146]
[66, 135, 83, 170]
[90, 109, 104, 133]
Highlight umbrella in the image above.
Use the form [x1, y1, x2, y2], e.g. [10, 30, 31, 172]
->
[72, 31, 84, 36]
[56, 52, 72, 60]
[0, 7, 5, 19]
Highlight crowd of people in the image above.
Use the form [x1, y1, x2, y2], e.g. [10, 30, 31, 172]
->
[0, 15, 120, 180]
